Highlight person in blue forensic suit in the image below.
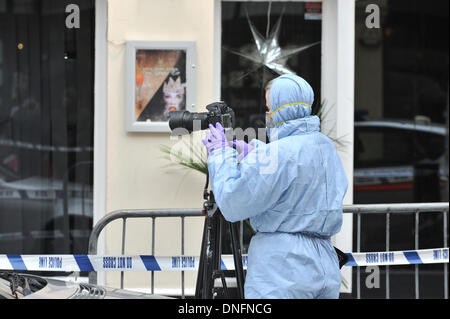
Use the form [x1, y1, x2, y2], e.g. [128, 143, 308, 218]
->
[202, 74, 348, 299]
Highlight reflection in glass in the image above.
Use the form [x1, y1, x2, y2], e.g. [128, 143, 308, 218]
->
[221, 1, 322, 135]
[353, 0, 448, 299]
[0, 0, 95, 255]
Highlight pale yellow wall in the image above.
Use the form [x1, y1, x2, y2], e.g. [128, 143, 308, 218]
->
[105, 0, 215, 293]
[103, 0, 356, 295]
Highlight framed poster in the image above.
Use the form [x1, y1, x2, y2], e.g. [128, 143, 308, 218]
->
[125, 41, 196, 132]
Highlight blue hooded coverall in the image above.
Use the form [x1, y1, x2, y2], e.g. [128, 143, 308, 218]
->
[206, 74, 348, 298]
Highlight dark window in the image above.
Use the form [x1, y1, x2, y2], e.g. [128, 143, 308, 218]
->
[355, 128, 415, 168]
[220, 1, 322, 256]
[353, 0, 448, 299]
[354, 0, 449, 204]
[221, 1, 322, 137]
[0, 0, 95, 255]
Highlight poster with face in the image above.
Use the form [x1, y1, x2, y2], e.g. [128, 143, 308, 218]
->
[126, 41, 195, 132]
[134, 49, 187, 122]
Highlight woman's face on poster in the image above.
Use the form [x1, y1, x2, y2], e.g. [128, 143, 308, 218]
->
[164, 91, 184, 112]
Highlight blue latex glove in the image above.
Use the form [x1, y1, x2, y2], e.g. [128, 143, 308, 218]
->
[202, 122, 228, 153]
[229, 140, 255, 162]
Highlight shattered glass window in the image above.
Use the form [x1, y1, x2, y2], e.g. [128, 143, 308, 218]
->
[221, 1, 322, 138]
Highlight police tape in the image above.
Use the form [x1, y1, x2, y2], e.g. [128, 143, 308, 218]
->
[346, 247, 448, 267]
[0, 248, 447, 272]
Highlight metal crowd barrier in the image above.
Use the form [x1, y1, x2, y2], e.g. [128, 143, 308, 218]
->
[87, 202, 449, 299]
[348, 202, 449, 299]
[88, 208, 203, 297]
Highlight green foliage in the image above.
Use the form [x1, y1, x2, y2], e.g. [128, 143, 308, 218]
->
[159, 142, 208, 175]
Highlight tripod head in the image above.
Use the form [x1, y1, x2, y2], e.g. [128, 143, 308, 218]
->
[203, 174, 219, 218]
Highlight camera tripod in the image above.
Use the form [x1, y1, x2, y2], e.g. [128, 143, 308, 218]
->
[194, 171, 245, 299]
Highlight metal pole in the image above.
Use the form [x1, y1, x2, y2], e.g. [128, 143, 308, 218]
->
[386, 212, 390, 299]
[181, 216, 185, 299]
[343, 202, 449, 214]
[195, 219, 208, 298]
[229, 221, 245, 298]
[151, 217, 155, 294]
[444, 211, 448, 299]
[120, 217, 127, 289]
[239, 221, 244, 254]
[62, 173, 71, 253]
[357, 213, 361, 299]
[415, 211, 419, 299]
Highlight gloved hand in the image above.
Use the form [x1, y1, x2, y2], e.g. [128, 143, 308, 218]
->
[230, 139, 255, 162]
[202, 122, 228, 154]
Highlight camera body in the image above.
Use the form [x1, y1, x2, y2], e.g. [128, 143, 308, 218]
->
[169, 102, 235, 134]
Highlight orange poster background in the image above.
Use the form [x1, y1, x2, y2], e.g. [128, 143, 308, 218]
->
[135, 50, 181, 120]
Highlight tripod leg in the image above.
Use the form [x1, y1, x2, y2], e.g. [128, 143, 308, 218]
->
[195, 219, 208, 298]
[202, 217, 213, 299]
[220, 273, 230, 299]
[213, 271, 229, 299]
[229, 221, 245, 298]
[211, 216, 224, 298]
[200, 213, 221, 299]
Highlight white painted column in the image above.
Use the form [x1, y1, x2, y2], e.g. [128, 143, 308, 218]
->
[94, 0, 108, 286]
[213, 0, 222, 101]
[321, 0, 355, 293]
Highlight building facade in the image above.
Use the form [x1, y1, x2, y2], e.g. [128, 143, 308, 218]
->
[0, 0, 447, 298]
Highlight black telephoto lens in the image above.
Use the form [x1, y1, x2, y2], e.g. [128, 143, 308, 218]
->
[168, 111, 209, 133]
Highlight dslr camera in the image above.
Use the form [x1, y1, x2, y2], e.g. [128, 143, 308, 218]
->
[169, 102, 235, 134]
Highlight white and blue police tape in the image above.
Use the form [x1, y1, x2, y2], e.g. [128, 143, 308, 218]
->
[0, 255, 203, 272]
[345, 248, 448, 267]
[0, 248, 447, 272]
